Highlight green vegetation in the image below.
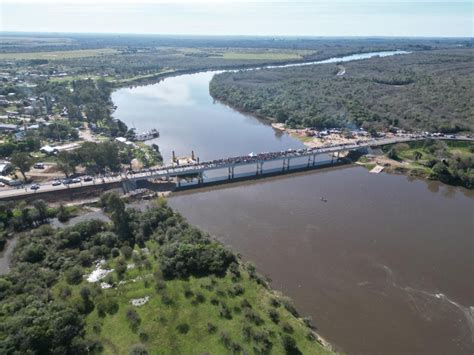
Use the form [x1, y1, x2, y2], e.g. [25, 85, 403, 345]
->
[0, 199, 78, 251]
[0, 194, 331, 354]
[0, 48, 118, 60]
[210, 49, 474, 133]
[383, 140, 474, 188]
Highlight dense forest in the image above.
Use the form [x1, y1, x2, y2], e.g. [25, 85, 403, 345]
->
[210, 49, 474, 133]
[0, 194, 328, 354]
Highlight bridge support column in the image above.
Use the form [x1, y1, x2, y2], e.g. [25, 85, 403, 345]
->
[197, 172, 204, 185]
[228, 166, 234, 179]
[121, 179, 137, 194]
[313, 154, 317, 166]
[256, 162, 264, 175]
[287, 158, 291, 171]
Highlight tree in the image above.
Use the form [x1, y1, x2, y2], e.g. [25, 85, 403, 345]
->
[57, 151, 78, 177]
[11, 152, 34, 180]
[33, 200, 49, 223]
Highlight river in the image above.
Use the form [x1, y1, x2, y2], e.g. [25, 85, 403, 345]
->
[111, 52, 474, 354]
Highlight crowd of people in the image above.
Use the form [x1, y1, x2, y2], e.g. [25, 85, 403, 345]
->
[125, 141, 372, 178]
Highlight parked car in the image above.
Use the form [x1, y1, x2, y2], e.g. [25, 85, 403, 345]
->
[71, 178, 81, 183]
[0, 182, 5, 187]
[30, 184, 40, 190]
[83, 176, 93, 182]
[52, 180, 61, 186]
[33, 163, 45, 169]
[62, 178, 73, 185]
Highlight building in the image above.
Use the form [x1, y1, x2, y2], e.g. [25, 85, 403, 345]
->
[0, 123, 18, 132]
[40, 145, 59, 155]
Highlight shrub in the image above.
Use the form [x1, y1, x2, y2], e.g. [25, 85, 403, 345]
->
[229, 284, 244, 297]
[97, 302, 107, 318]
[139, 332, 149, 342]
[155, 280, 166, 292]
[268, 309, 280, 324]
[195, 292, 206, 303]
[65, 266, 83, 285]
[219, 332, 231, 348]
[129, 344, 148, 355]
[126, 308, 141, 332]
[219, 302, 232, 319]
[281, 297, 299, 317]
[281, 321, 294, 334]
[244, 308, 264, 326]
[161, 293, 173, 305]
[207, 322, 217, 334]
[270, 298, 281, 308]
[176, 323, 190, 334]
[111, 247, 120, 257]
[121, 245, 133, 259]
[282, 335, 300, 355]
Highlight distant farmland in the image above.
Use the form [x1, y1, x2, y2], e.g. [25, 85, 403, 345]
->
[0, 48, 118, 60]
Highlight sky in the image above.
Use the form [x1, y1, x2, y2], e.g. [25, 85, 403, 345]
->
[0, 0, 472, 37]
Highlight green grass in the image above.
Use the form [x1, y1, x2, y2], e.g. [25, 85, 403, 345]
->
[56, 241, 331, 354]
[0, 48, 118, 60]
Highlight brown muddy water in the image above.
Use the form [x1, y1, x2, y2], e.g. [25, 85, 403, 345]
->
[168, 167, 474, 355]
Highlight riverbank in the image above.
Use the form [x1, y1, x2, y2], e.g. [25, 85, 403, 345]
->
[356, 140, 474, 188]
[0, 195, 334, 354]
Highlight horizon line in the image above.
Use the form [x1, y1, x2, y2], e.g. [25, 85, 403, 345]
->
[1, 31, 473, 40]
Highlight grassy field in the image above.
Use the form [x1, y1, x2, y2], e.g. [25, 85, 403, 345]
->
[54, 239, 331, 354]
[0, 48, 118, 60]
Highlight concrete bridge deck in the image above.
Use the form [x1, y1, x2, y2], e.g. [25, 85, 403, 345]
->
[0, 135, 471, 201]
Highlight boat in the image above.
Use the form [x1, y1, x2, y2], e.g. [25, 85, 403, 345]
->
[135, 128, 159, 141]
[320, 197, 327, 202]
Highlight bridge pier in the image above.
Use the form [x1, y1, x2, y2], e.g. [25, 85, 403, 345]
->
[256, 161, 264, 175]
[228, 166, 234, 179]
[121, 179, 137, 193]
[197, 172, 204, 185]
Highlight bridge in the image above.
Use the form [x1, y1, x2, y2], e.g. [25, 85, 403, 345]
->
[0, 135, 471, 201]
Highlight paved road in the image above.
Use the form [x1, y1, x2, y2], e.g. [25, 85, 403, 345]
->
[0, 135, 471, 200]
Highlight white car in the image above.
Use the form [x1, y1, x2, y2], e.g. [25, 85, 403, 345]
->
[52, 180, 61, 186]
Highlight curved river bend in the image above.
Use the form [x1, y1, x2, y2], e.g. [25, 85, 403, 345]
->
[112, 52, 474, 355]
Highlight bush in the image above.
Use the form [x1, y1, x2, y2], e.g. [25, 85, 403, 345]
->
[139, 332, 149, 342]
[111, 247, 120, 257]
[229, 284, 244, 297]
[244, 308, 264, 326]
[268, 309, 280, 324]
[194, 292, 206, 303]
[126, 308, 141, 332]
[281, 297, 299, 317]
[281, 321, 294, 334]
[129, 344, 148, 355]
[219, 302, 232, 319]
[282, 335, 301, 355]
[207, 322, 217, 334]
[176, 323, 190, 334]
[121, 245, 133, 259]
[65, 266, 83, 285]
